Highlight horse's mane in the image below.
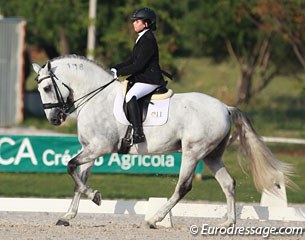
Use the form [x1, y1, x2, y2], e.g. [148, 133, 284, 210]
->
[51, 54, 109, 72]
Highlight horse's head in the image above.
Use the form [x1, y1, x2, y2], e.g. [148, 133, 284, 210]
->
[32, 61, 71, 126]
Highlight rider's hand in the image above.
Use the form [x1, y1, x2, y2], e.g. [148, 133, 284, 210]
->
[111, 68, 118, 79]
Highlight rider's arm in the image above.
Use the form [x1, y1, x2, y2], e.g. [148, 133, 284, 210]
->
[115, 38, 155, 77]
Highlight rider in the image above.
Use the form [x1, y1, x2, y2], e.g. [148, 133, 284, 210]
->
[111, 7, 166, 144]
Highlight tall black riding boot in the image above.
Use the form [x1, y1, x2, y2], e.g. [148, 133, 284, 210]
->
[127, 96, 146, 144]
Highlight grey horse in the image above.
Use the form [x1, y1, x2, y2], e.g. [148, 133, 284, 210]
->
[32, 55, 293, 228]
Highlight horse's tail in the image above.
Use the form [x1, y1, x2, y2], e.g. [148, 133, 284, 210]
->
[227, 106, 295, 193]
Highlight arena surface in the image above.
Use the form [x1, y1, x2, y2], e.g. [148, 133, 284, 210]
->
[0, 211, 304, 240]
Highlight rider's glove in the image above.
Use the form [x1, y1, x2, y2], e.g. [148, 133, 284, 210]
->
[111, 68, 118, 79]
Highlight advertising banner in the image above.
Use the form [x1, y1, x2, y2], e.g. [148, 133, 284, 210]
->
[0, 135, 203, 175]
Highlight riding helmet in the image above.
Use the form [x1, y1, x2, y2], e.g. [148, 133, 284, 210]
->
[130, 7, 157, 31]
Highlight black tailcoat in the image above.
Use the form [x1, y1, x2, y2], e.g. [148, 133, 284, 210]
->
[113, 30, 166, 86]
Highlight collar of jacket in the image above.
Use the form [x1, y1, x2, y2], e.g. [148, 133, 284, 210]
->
[135, 29, 149, 43]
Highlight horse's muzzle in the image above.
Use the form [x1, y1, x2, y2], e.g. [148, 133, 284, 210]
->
[49, 109, 67, 126]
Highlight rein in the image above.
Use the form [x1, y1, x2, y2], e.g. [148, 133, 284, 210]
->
[66, 77, 116, 114]
[37, 70, 116, 114]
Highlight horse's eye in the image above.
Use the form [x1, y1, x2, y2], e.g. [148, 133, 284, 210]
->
[43, 85, 52, 93]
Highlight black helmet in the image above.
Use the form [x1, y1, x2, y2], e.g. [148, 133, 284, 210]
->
[130, 7, 157, 31]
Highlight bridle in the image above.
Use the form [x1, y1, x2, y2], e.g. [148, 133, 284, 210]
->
[37, 70, 71, 111]
[36, 66, 116, 115]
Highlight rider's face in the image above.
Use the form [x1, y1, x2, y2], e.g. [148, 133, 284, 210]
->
[133, 19, 147, 33]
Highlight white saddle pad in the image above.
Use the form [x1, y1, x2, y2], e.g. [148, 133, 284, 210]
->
[113, 85, 170, 126]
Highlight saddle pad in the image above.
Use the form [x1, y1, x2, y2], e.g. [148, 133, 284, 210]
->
[113, 85, 170, 126]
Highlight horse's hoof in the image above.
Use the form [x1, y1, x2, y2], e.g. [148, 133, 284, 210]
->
[92, 191, 102, 206]
[217, 220, 235, 228]
[56, 219, 70, 226]
[146, 221, 157, 229]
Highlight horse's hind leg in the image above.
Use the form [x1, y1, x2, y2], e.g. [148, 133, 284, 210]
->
[146, 152, 199, 228]
[204, 152, 236, 227]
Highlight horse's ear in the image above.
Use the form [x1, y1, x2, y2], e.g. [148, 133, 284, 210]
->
[32, 63, 41, 74]
[47, 60, 51, 71]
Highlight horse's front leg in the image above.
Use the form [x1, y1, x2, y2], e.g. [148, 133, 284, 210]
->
[56, 161, 94, 226]
[56, 151, 100, 226]
[56, 192, 82, 226]
[68, 150, 102, 204]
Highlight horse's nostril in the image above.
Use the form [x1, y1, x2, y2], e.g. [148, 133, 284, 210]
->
[50, 117, 60, 125]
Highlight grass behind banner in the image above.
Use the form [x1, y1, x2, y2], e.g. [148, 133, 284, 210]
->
[0, 144, 304, 203]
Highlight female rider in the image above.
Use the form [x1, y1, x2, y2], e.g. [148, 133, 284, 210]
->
[111, 7, 166, 144]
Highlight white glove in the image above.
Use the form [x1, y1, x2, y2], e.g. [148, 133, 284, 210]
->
[111, 68, 118, 79]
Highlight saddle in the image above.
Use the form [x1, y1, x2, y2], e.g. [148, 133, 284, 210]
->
[118, 80, 173, 154]
[122, 80, 173, 123]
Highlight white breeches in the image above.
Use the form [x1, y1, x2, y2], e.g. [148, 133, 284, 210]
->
[125, 82, 160, 102]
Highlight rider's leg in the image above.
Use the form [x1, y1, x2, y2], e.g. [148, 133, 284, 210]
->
[125, 82, 160, 102]
[126, 82, 159, 144]
[127, 96, 145, 143]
